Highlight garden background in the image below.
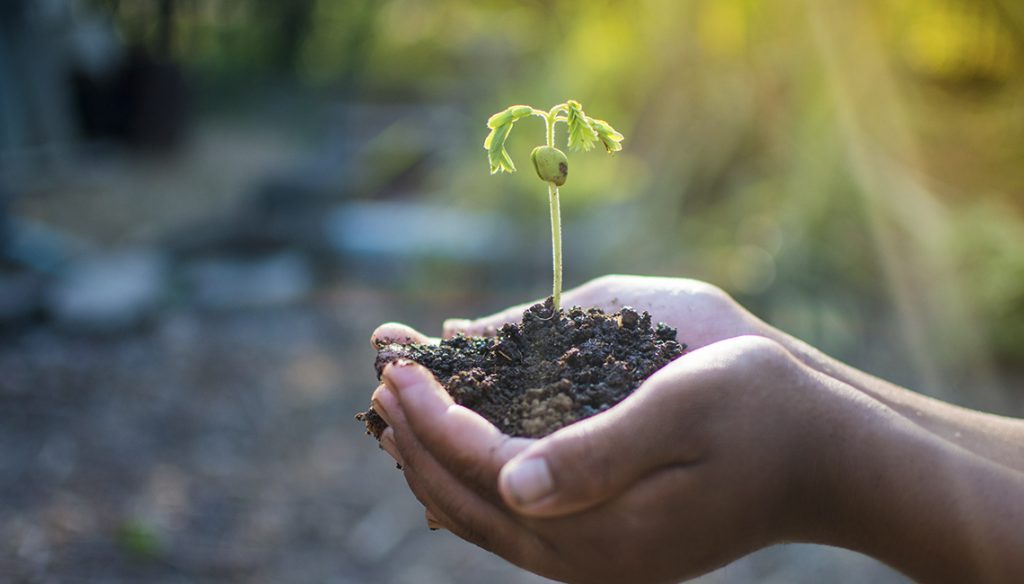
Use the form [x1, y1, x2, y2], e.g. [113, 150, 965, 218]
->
[2, 1, 1022, 581]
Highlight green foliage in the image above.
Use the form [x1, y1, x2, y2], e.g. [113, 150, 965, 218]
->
[102, 0, 1024, 380]
[483, 100, 622, 178]
[484, 99, 624, 311]
[589, 118, 624, 153]
[484, 105, 537, 174]
[487, 105, 534, 129]
[565, 100, 599, 152]
[954, 203, 1024, 365]
[484, 122, 517, 174]
[117, 521, 162, 559]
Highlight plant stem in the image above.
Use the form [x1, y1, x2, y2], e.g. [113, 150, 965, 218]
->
[548, 181, 562, 312]
[542, 112, 563, 312]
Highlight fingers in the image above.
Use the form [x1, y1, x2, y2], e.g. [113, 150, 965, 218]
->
[379, 427, 404, 468]
[374, 389, 446, 530]
[378, 380, 534, 561]
[399, 433, 524, 558]
[499, 336, 794, 519]
[371, 322, 437, 348]
[381, 361, 533, 496]
[378, 344, 701, 520]
[496, 355, 714, 518]
[425, 508, 444, 531]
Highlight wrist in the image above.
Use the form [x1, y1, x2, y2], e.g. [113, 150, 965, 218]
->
[791, 380, 1024, 582]
[791, 384, 912, 547]
[769, 369, 880, 543]
[710, 348, 862, 548]
[769, 327, 1024, 472]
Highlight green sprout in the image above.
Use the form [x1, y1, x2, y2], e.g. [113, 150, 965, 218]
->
[484, 100, 623, 312]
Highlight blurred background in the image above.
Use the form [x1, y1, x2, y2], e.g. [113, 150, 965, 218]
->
[1, 0, 1022, 581]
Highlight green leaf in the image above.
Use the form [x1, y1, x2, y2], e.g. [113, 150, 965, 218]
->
[565, 100, 598, 152]
[483, 125, 498, 150]
[485, 106, 534, 174]
[588, 117, 624, 153]
[497, 147, 516, 173]
[486, 105, 533, 129]
[485, 122, 516, 174]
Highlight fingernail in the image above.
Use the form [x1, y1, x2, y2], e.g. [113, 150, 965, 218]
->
[380, 428, 403, 467]
[425, 509, 444, 530]
[501, 457, 554, 507]
[382, 360, 427, 394]
[371, 385, 394, 425]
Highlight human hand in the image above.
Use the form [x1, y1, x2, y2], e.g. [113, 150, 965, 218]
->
[370, 274, 764, 353]
[372, 336, 880, 583]
[365, 274, 782, 528]
[430, 275, 1024, 473]
[439, 274, 770, 351]
[368, 275, 1024, 583]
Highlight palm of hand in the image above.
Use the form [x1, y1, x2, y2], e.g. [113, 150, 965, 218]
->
[373, 335, 817, 584]
[374, 275, 767, 352]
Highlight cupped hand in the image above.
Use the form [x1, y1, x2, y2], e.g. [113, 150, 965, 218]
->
[371, 274, 764, 353]
[365, 274, 787, 527]
[441, 274, 770, 351]
[372, 336, 872, 584]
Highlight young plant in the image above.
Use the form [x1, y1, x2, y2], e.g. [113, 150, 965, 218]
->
[484, 100, 623, 312]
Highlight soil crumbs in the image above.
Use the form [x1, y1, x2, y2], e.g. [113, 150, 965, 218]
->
[358, 298, 686, 439]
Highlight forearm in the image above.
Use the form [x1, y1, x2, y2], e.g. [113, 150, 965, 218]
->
[769, 329, 1024, 471]
[808, 393, 1024, 583]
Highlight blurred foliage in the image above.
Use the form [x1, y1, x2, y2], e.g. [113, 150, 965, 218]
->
[116, 520, 163, 559]
[955, 201, 1024, 364]
[91, 0, 1024, 376]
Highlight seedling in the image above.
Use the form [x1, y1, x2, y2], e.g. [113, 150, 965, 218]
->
[484, 100, 623, 312]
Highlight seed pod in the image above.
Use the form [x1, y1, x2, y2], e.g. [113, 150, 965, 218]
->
[531, 146, 568, 186]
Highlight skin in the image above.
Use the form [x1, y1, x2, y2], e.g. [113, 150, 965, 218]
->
[369, 275, 1024, 583]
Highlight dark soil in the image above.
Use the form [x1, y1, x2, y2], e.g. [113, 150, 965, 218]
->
[357, 298, 686, 439]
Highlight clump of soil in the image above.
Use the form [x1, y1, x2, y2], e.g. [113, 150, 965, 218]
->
[357, 298, 686, 439]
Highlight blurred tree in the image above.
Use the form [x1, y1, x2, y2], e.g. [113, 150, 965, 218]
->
[66, 0, 1024, 385]
[262, 0, 316, 75]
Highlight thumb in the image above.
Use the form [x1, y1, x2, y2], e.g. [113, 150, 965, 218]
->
[496, 365, 699, 518]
